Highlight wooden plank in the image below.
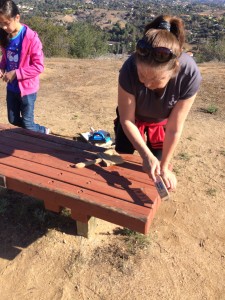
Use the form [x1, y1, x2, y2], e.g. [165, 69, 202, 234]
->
[0, 123, 101, 150]
[0, 123, 161, 234]
[0, 123, 144, 163]
[0, 136, 153, 187]
[0, 158, 155, 215]
[0, 153, 157, 209]
[0, 164, 157, 233]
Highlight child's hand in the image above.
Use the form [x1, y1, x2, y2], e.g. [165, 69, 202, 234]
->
[2, 70, 16, 83]
[0, 69, 5, 78]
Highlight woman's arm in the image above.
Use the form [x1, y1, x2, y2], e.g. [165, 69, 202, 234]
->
[118, 84, 161, 179]
[160, 93, 197, 189]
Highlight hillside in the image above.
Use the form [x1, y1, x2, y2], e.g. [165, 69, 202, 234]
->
[0, 57, 224, 300]
[18, 0, 225, 60]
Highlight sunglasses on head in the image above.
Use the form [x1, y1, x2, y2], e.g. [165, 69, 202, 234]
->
[136, 39, 177, 63]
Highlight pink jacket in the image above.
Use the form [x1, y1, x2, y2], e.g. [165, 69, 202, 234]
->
[0, 24, 44, 96]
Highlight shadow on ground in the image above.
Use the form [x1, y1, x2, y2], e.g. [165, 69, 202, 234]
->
[0, 188, 77, 260]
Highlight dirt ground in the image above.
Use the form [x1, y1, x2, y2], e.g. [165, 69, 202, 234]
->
[0, 57, 224, 300]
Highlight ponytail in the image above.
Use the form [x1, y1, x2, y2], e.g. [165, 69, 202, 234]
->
[144, 15, 185, 49]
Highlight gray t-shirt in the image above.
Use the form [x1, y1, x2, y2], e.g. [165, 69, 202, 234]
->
[119, 52, 202, 122]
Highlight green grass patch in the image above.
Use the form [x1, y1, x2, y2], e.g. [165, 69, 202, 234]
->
[220, 150, 225, 157]
[200, 105, 218, 114]
[187, 136, 194, 141]
[206, 188, 217, 197]
[114, 227, 150, 254]
[177, 152, 191, 161]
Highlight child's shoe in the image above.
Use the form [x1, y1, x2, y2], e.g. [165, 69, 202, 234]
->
[45, 128, 51, 134]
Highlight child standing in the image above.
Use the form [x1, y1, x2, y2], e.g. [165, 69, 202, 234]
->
[0, 0, 50, 134]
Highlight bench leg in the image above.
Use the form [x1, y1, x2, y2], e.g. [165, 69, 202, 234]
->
[76, 217, 96, 238]
[0, 175, 6, 188]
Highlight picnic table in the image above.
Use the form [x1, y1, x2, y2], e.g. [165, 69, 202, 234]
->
[0, 124, 161, 237]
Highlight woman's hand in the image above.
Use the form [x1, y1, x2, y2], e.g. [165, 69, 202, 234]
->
[160, 168, 177, 191]
[142, 154, 161, 182]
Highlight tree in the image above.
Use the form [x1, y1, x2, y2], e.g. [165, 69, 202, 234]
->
[68, 22, 108, 58]
[196, 38, 225, 62]
[24, 16, 69, 57]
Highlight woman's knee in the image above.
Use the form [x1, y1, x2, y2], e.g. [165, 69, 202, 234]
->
[115, 143, 135, 154]
[115, 127, 135, 154]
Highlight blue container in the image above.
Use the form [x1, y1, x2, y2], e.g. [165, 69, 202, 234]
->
[89, 131, 111, 143]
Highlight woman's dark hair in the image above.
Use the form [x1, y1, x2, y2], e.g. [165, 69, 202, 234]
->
[136, 15, 185, 71]
[0, 0, 20, 48]
[144, 15, 185, 49]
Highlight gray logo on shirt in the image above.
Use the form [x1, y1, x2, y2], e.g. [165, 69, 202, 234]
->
[168, 95, 178, 107]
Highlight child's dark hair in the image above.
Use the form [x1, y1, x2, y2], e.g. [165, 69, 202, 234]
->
[0, 0, 20, 48]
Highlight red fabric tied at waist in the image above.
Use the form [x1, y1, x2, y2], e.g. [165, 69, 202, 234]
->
[135, 119, 168, 149]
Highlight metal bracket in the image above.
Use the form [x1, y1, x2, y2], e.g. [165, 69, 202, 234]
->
[0, 175, 6, 188]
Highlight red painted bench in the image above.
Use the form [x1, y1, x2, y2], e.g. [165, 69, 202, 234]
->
[0, 124, 161, 237]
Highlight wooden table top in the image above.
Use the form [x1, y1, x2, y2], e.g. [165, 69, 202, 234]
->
[0, 124, 160, 234]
